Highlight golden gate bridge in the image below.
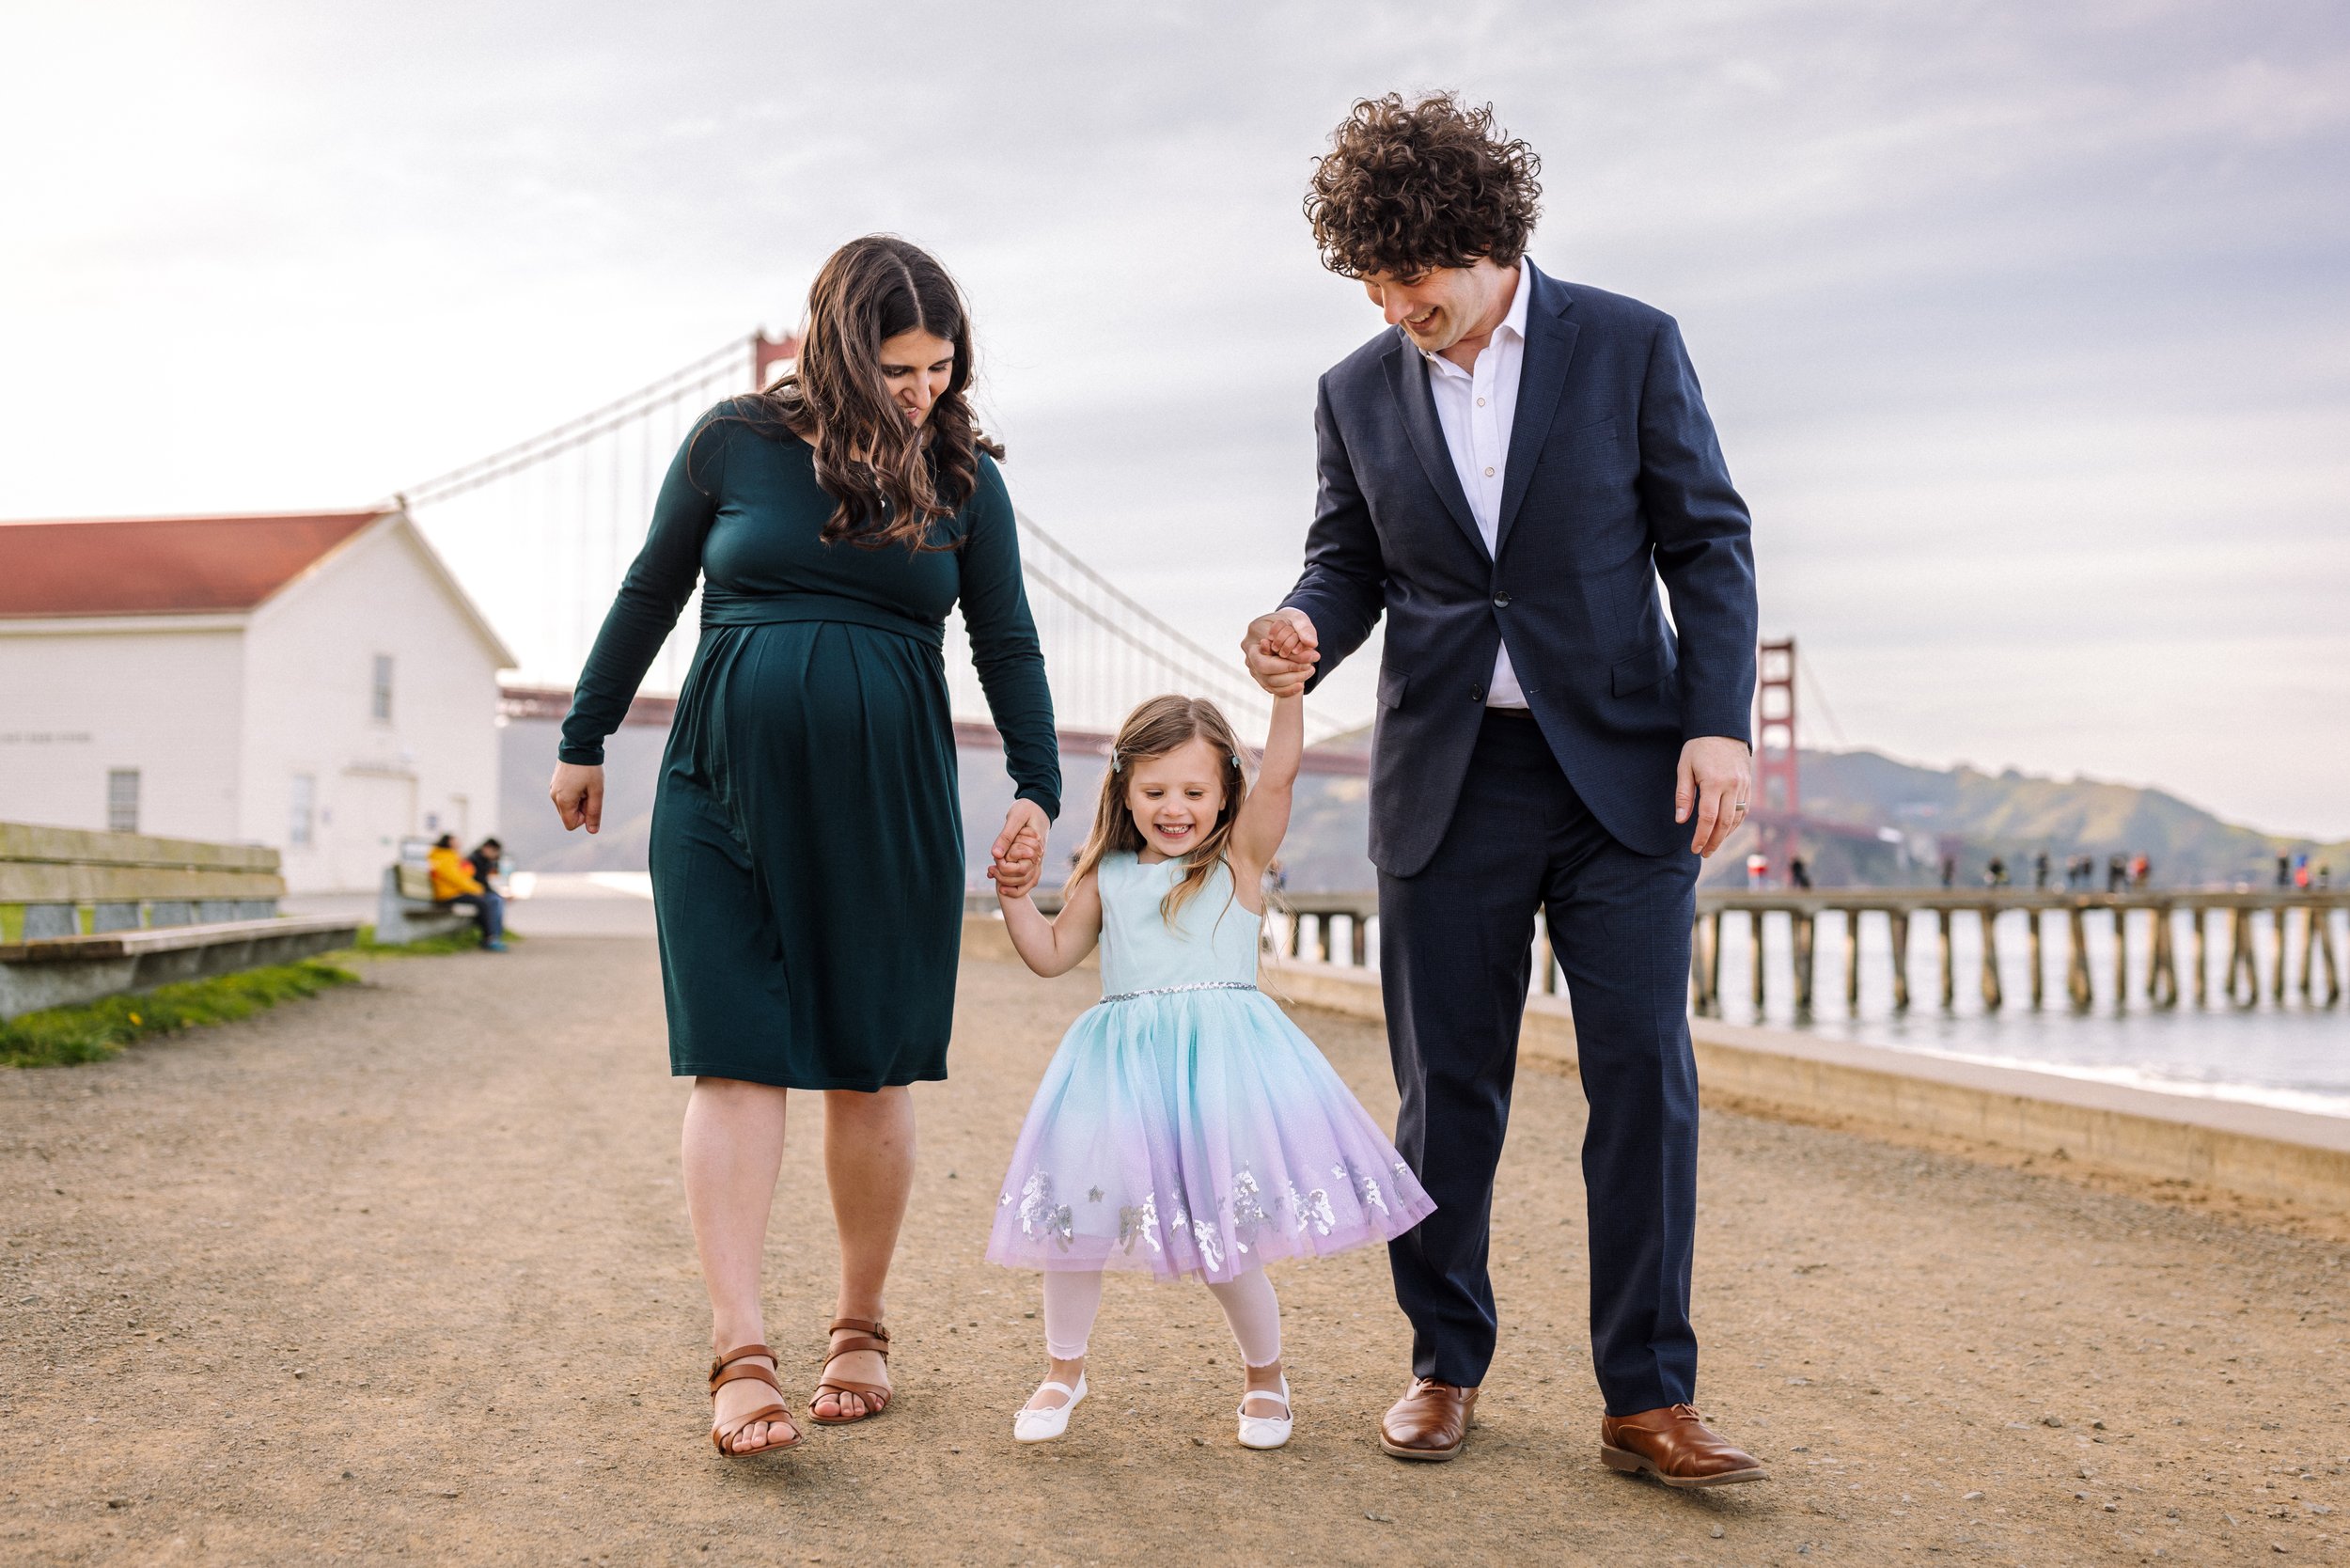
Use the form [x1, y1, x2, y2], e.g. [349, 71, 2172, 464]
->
[387, 330, 1359, 747]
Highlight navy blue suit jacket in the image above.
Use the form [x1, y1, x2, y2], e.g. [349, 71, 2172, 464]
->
[1281, 264, 1758, 875]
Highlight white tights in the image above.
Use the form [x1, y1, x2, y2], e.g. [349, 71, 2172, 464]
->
[1041, 1266, 1282, 1368]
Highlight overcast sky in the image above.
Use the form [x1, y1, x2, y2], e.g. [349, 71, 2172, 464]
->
[3, 0, 2345, 837]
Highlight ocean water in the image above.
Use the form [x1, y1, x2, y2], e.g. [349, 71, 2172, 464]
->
[1700, 906, 2350, 1119]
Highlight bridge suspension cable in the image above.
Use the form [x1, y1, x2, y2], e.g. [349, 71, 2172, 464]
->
[393, 335, 1360, 742]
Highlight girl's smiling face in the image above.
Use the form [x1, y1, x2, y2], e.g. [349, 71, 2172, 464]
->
[1124, 737, 1229, 859]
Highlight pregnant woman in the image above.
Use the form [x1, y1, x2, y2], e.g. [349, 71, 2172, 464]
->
[549, 236, 1058, 1457]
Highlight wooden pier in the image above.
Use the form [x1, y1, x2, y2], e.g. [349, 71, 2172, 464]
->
[1688, 888, 2346, 1017]
[1261, 887, 2347, 1017]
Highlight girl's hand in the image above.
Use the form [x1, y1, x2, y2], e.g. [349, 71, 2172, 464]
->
[550, 762, 604, 834]
[989, 800, 1049, 897]
[991, 825, 1043, 899]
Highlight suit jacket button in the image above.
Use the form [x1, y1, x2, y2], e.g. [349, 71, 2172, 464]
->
[1470, 686, 1485, 703]
[1492, 591, 1512, 608]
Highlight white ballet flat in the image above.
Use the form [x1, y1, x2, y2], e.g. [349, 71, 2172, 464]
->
[1013, 1375, 1088, 1443]
[1236, 1375, 1292, 1450]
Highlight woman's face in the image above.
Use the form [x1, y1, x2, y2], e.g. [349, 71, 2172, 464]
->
[876, 328, 956, 427]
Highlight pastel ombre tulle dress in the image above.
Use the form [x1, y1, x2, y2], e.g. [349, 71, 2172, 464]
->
[986, 851, 1434, 1283]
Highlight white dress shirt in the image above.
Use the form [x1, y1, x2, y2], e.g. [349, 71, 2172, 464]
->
[1421, 263, 1531, 708]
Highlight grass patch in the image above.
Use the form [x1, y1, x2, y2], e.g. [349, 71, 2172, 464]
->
[343, 924, 520, 957]
[0, 958, 359, 1070]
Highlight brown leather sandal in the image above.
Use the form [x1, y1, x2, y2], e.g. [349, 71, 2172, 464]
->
[709, 1343, 801, 1456]
[808, 1318, 893, 1425]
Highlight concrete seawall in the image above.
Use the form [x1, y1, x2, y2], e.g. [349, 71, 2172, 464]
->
[961, 914, 2350, 1217]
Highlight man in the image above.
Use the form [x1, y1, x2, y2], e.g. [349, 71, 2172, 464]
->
[1244, 93, 1762, 1484]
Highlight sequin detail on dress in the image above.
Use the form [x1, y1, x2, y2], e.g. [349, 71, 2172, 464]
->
[1098, 980, 1259, 1004]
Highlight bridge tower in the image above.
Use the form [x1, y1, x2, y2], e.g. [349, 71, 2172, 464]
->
[1753, 636, 1799, 873]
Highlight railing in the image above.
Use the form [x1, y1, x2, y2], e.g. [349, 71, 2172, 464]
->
[1250, 887, 2350, 1017]
[1692, 889, 2348, 1016]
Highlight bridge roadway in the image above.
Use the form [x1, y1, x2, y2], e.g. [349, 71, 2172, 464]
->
[3, 930, 2346, 1564]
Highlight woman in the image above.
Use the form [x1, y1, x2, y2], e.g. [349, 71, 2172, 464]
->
[549, 236, 1058, 1457]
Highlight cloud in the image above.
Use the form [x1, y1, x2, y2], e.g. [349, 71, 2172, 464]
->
[1, 0, 2343, 833]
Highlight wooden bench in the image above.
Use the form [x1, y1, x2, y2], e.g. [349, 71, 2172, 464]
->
[373, 848, 481, 946]
[1, 823, 359, 1019]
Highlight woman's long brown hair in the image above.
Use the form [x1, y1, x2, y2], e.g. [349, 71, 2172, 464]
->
[1068, 696, 1252, 925]
[732, 235, 1001, 551]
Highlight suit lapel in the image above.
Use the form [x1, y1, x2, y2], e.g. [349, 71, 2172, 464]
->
[1382, 337, 1486, 560]
[1494, 267, 1578, 557]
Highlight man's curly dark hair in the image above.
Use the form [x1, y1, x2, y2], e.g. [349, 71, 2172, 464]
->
[1305, 92, 1543, 278]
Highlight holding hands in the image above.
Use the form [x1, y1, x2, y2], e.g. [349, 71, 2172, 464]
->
[989, 799, 1049, 901]
[1242, 608, 1319, 697]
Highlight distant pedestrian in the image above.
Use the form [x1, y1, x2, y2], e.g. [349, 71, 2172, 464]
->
[2279, 855, 2293, 888]
[2294, 854, 2311, 891]
[2033, 852, 2050, 890]
[2129, 854, 2150, 889]
[2322, 865, 2333, 890]
[1939, 855, 1956, 888]
[2107, 855, 2127, 893]
[1984, 856, 2006, 888]
[1789, 855, 1811, 889]
[1747, 852, 1769, 889]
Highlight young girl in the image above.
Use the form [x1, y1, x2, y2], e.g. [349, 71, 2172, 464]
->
[985, 690, 1434, 1448]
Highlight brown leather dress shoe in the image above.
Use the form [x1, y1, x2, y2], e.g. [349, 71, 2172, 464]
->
[1379, 1378, 1478, 1462]
[1599, 1403, 1767, 1487]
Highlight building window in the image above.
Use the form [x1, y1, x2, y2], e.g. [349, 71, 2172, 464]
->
[371, 653, 395, 723]
[106, 769, 140, 834]
[290, 774, 316, 849]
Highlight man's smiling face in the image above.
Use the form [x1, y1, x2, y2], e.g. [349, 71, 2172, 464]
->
[1359, 259, 1512, 356]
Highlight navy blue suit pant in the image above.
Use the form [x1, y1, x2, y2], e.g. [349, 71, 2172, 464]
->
[1379, 710, 1701, 1415]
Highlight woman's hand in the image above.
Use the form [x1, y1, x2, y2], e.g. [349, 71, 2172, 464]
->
[550, 761, 605, 835]
[989, 799, 1049, 899]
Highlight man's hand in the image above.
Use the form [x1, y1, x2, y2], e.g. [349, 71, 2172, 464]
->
[1243, 608, 1319, 697]
[1675, 736, 1752, 858]
[988, 800, 1049, 899]
[550, 761, 604, 835]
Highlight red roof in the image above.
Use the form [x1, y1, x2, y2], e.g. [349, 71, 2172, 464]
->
[0, 510, 390, 618]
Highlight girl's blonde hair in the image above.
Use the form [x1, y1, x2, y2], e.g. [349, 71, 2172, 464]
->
[1068, 695, 1249, 923]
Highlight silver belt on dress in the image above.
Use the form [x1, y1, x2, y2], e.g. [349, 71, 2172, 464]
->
[1097, 980, 1260, 1004]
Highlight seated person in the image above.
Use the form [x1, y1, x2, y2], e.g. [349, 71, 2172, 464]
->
[426, 835, 505, 952]
[466, 838, 509, 952]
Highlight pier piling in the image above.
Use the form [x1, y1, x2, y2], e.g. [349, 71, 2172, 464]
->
[2027, 910, 2044, 1011]
[1844, 910, 1861, 1013]
[2068, 906, 2092, 1011]
[1979, 907, 2002, 1011]
[2111, 907, 2129, 1013]
[1938, 910, 1955, 1010]
[1889, 911, 1911, 1011]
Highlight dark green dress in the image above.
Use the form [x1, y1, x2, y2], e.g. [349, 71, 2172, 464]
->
[560, 400, 1058, 1090]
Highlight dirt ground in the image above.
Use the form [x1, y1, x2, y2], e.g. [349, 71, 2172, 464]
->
[2, 936, 2345, 1566]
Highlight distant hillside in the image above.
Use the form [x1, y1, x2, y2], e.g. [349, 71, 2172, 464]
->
[1767, 749, 2347, 890]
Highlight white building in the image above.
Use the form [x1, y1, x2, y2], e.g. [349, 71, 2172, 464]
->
[0, 510, 513, 892]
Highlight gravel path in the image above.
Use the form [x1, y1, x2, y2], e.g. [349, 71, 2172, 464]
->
[3, 936, 2344, 1566]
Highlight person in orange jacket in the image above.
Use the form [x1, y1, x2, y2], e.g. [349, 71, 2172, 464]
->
[428, 834, 505, 950]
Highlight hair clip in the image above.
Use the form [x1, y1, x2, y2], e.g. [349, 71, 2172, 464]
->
[1109, 750, 1122, 773]
[1230, 753, 1243, 768]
